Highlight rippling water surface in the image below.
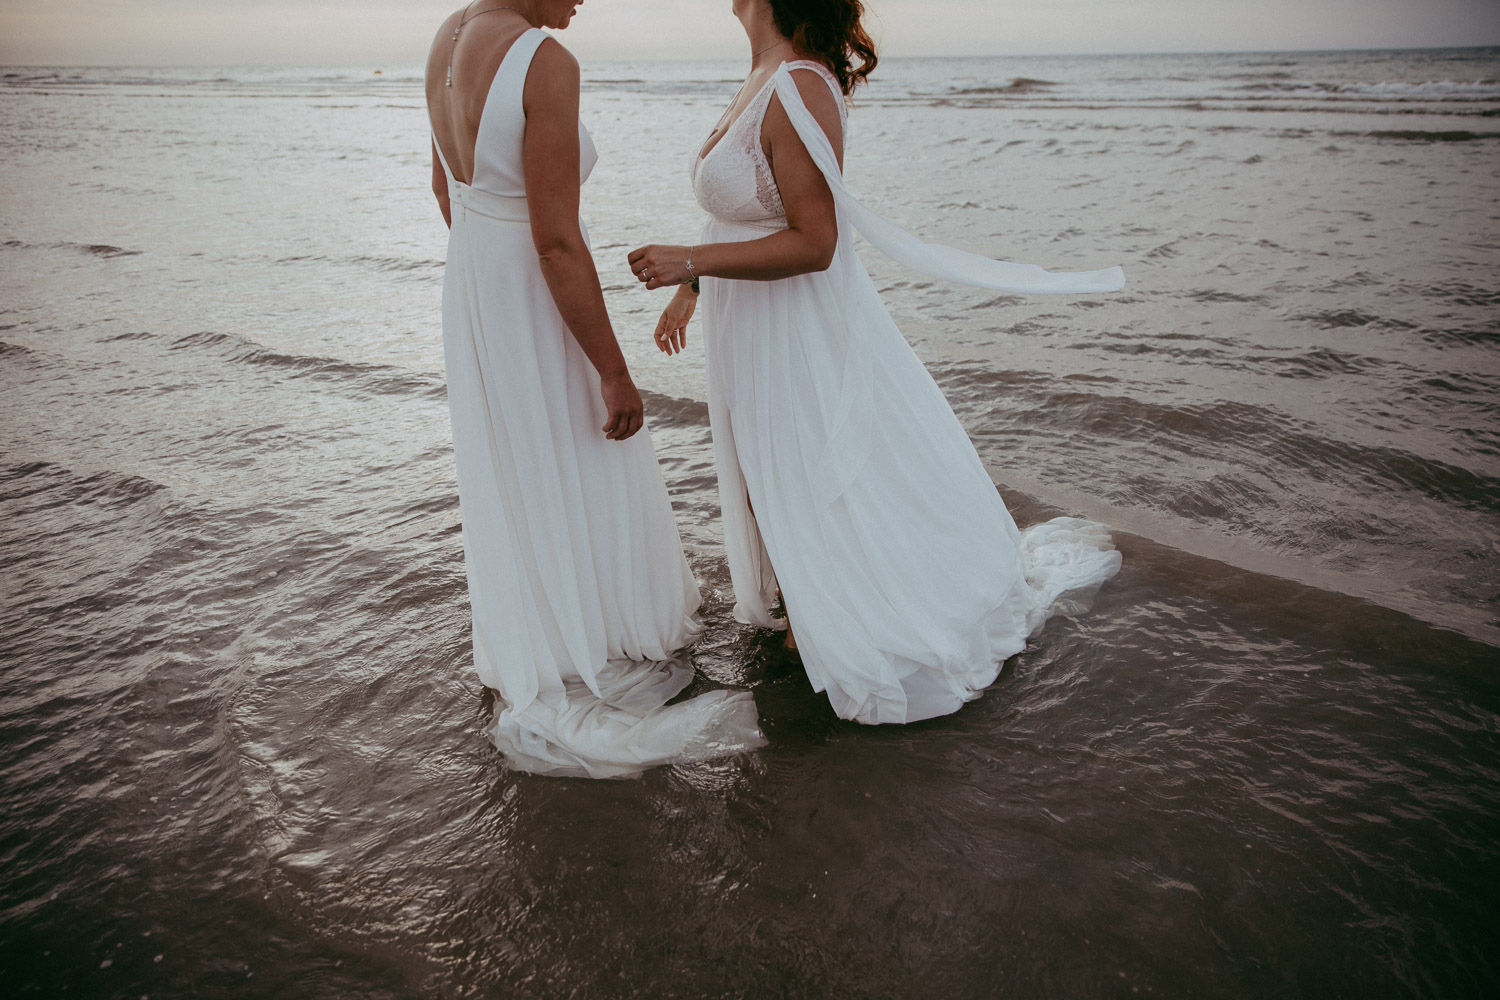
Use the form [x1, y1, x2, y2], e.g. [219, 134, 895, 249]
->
[2, 48, 1498, 998]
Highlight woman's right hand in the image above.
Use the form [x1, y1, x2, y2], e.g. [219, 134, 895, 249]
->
[600, 372, 643, 441]
[654, 286, 698, 355]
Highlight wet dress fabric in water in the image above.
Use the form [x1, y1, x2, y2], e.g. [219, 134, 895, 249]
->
[435, 28, 765, 776]
[693, 62, 1125, 723]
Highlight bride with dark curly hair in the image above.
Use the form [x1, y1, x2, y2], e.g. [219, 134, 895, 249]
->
[629, 0, 1126, 725]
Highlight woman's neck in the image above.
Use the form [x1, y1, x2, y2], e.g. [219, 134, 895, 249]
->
[743, 8, 794, 72]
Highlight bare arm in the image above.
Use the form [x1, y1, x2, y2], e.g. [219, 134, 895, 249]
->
[629, 69, 844, 289]
[523, 39, 642, 441]
[431, 141, 451, 229]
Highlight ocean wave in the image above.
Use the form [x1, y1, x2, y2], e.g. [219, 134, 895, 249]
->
[347, 254, 444, 274]
[1293, 309, 1416, 331]
[0, 239, 142, 258]
[0, 340, 45, 365]
[1272, 346, 1389, 379]
[950, 78, 1058, 95]
[1362, 129, 1500, 141]
[1234, 79, 1500, 98]
[273, 252, 443, 275]
[73, 242, 142, 257]
[637, 392, 710, 429]
[167, 331, 445, 398]
[579, 77, 744, 97]
[958, 376, 1500, 518]
[1422, 327, 1500, 349]
[0, 460, 168, 513]
[1433, 282, 1500, 309]
[12, 60, 1497, 116]
[1186, 289, 1267, 304]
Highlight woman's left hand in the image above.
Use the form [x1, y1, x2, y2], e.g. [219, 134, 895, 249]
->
[627, 244, 693, 291]
[654, 285, 698, 355]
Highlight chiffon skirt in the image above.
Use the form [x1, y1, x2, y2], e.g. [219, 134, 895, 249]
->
[700, 216, 1122, 725]
[442, 187, 763, 777]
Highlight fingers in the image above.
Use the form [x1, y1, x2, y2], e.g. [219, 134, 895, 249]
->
[618, 409, 642, 440]
[628, 247, 648, 286]
[629, 246, 655, 285]
[658, 318, 676, 354]
[606, 407, 642, 440]
[654, 307, 690, 356]
[627, 246, 690, 287]
[603, 403, 645, 440]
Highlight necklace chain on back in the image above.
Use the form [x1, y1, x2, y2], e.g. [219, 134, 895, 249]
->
[446, 4, 527, 87]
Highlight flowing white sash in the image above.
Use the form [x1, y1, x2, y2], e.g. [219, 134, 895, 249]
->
[771, 65, 1126, 294]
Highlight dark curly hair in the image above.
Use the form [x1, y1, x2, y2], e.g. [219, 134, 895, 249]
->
[766, 0, 878, 96]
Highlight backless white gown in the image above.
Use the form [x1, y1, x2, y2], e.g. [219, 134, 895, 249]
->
[433, 28, 763, 776]
[693, 61, 1126, 724]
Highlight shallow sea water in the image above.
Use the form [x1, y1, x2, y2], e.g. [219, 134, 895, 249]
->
[2, 48, 1499, 998]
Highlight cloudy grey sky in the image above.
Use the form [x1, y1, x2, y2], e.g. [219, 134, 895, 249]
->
[2, 0, 1498, 65]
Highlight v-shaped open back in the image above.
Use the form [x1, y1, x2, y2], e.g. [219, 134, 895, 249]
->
[468, 27, 546, 195]
[432, 27, 594, 196]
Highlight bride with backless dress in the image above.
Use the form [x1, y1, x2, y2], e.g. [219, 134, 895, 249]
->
[425, 0, 763, 777]
[629, 0, 1126, 724]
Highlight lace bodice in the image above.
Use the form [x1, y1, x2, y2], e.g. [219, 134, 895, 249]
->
[693, 61, 847, 230]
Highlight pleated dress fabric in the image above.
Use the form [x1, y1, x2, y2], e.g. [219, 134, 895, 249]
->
[693, 62, 1125, 725]
[434, 28, 764, 777]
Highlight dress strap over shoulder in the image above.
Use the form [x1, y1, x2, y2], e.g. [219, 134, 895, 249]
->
[769, 62, 1124, 505]
[494, 26, 549, 92]
[470, 27, 554, 195]
[479, 26, 549, 127]
[770, 64, 1124, 296]
[781, 60, 847, 115]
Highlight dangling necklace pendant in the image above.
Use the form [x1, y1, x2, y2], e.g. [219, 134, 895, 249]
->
[446, 23, 464, 86]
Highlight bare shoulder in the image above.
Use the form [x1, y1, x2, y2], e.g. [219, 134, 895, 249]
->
[766, 65, 842, 132]
[530, 35, 579, 84]
[765, 64, 844, 157]
[787, 65, 842, 118]
[521, 34, 579, 114]
[428, 8, 461, 52]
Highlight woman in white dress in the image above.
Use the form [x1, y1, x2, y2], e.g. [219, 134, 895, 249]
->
[425, 1, 763, 777]
[628, 0, 1126, 725]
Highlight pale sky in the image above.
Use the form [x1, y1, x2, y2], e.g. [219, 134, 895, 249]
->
[2, 0, 1498, 66]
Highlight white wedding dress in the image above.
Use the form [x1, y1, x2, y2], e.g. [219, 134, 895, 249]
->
[693, 61, 1126, 724]
[433, 28, 764, 777]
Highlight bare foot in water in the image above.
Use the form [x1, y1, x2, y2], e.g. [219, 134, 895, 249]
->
[776, 589, 798, 651]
